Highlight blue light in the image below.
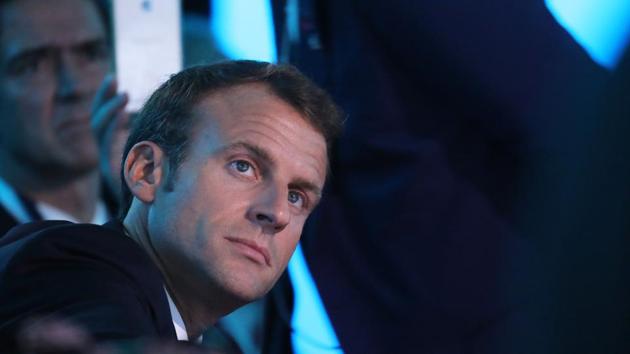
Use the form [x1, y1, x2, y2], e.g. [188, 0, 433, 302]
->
[546, 0, 630, 69]
[288, 243, 344, 354]
[209, 0, 277, 62]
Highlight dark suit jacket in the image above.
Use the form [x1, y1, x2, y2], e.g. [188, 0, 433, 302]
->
[0, 220, 176, 350]
[0, 205, 17, 239]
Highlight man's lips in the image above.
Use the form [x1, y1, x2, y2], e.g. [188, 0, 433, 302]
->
[225, 237, 271, 267]
[54, 117, 92, 136]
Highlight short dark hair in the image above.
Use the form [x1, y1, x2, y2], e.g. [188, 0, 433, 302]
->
[0, 0, 111, 41]
[119, 60, 343, 218]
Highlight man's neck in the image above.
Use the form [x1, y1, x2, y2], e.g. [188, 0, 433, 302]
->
[0, 162, 101, 223]
[123, 208, 238, 339]
[29, 173, 101, 222]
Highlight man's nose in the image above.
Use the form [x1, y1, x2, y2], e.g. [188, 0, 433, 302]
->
[247, 185, 291, 235]
[55, 54, 86, 101]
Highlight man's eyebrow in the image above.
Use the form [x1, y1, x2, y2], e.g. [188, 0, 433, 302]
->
[5, 46, 51, 65]
[221, 141, 276, 168]
[72, 38, 109, 52]
[289, 179, 322, 199]
[5, 38, 107, 63]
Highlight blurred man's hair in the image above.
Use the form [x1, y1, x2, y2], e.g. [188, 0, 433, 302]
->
[119, 60, 343, 218]
[0, 0, 111, 42]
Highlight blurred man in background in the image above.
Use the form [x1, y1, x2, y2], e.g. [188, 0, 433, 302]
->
[0, 0, 128, 235]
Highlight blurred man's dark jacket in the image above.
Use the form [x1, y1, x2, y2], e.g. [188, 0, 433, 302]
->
[265, 1, 628, 353]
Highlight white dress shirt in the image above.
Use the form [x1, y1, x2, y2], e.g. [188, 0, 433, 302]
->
[0, 176, 108, 225]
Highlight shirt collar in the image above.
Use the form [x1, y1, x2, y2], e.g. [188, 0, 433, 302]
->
[164, 288, 203, 343]
[0, 176, 31, 223]
[37, 199, 108, 224]
[0, 176, 108, 224]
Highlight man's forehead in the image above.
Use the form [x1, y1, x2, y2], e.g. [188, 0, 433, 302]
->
[193, 84, 324, 144]
[194, 84, 314, 131]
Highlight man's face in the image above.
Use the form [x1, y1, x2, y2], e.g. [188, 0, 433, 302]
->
[148, 84, 328, 303]
[0, 0, 109, 175]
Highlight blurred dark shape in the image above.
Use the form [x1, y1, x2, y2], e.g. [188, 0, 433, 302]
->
[15, 315, 225, 354]
[263, 0, 628, 353]
[17, 316, 94, 354]
[183, 0, 210, 17]
[531, 46, 630, 354]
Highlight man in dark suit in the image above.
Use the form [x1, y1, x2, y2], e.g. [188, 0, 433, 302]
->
[0, 61, 343, 351]
[0, 0, 128, 234]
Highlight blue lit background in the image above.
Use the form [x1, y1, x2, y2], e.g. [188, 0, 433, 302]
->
[209, 0, 277, 63]
[546, 0, 630, 69]
[210, 0, 630, 70]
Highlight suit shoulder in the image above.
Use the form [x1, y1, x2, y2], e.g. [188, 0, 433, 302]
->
[0, 222, 172, 342]
[0, 221, 161, 290]
[5, 220, 135, 252]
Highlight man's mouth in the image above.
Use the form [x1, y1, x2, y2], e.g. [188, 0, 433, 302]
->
[54, 117, 92, 136]
[225, 237, 271, 267]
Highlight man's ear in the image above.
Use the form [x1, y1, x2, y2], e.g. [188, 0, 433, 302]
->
[123, 141, 167, 203]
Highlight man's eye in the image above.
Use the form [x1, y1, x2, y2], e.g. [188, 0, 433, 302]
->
[288, 191, 305, 208]
[8, 56, 41, 75]
[229, 160, 256, 177]
[80, 42, 109, 62]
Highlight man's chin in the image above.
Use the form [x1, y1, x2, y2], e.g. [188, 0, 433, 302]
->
[10, 147, 98, 182]
[36, 155, 99, 182]
[66, 160, 99, 177]
[59, 147, 99, 173]
[224, 279, 272, 306]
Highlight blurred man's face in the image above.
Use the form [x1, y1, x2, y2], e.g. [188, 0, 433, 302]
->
[147, 84, 328, 305]
[0, 0, 109, 177]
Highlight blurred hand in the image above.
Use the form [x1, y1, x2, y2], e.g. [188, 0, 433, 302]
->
[17, 316, 94, 353]
[17, 317, 221, 354]
[91, 74, 130, 202]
